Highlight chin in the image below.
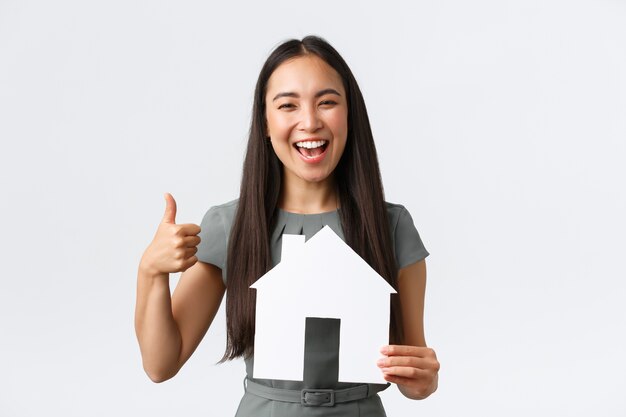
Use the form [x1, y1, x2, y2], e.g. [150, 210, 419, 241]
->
[301, 175, 327, 183]
[298, 170, 332, 184]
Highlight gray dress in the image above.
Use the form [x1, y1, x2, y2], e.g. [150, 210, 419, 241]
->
[197, 199, 429, 417]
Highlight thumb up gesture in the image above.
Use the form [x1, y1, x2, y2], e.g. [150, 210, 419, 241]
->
[140, 193, 201, 276]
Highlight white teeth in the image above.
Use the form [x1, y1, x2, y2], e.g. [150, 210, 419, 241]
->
[296, 140, 327, 149]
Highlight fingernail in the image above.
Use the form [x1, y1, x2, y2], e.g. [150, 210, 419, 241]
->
[380, 346, 388, 354]
[377, 358, 385, 367]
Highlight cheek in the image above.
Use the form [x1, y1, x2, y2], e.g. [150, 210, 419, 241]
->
[329, 110, 348, 140]
[266, 110, 295, 139]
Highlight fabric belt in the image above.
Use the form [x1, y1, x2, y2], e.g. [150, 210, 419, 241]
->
[244, 377, 389, 407]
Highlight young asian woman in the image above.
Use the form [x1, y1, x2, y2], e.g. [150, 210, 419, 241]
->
[135, 35, 440, 417]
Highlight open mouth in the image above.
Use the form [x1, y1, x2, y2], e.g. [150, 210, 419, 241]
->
[294, 140, 329, 159]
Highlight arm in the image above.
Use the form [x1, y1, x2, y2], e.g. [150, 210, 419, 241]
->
[135, 261, 225, 382]
[134, 193, 226, 382]
[378, 260, 440, 399]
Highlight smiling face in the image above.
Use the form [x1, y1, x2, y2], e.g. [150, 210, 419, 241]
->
[265, 54, 348, 187]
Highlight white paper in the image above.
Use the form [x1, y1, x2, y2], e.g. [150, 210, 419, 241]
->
[250, 226, 396, 384]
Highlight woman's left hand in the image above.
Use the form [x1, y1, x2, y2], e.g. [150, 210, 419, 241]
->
[377, 345, 440, 400]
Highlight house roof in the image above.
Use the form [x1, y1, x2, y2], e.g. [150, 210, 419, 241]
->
[251, 226, 396, 294]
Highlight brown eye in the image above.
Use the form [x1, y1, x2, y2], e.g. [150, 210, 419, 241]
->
[278, 103, 296, 110]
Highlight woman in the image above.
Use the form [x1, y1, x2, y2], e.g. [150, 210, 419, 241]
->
[135, 35, 439, 416]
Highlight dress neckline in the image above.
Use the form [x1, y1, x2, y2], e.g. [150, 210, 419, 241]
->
[277, 207, 340, 216]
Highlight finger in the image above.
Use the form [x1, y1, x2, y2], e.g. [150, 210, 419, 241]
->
[162, 193, 177, 224]
[381, 366, 430, 379]
[184, 247, 198, 258]
[183, 235, 201, 247]
[381, 356, 439, 372]
[382, 373, 404, 385]
[181, 255, 198, 271]
[177, 223, 201, 236]
[378, 356, 423, 369]
[381, 345, 436, 358]
[382, 374, 422, 387]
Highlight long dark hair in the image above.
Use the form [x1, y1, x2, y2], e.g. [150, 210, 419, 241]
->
[223, 36, 402, 360]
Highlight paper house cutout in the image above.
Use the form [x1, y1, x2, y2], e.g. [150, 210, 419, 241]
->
[250, 226, 396, 384]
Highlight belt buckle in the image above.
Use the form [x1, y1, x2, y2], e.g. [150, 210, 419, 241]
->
[301, 388, 335, 407]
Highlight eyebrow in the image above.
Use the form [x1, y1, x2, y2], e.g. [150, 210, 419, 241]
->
[272, 88, 342, 102]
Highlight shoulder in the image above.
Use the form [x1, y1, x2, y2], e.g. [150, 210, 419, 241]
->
[201, 199, 239, 231]
[198, 198, 239, 249]
[384, 201, 430, 268]
[206, 198, 239, 217]
[385, 201, 413, 230]
[385, 201, 408, 218]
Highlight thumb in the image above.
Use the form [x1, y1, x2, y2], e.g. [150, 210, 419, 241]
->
[162, 193, 177, 224]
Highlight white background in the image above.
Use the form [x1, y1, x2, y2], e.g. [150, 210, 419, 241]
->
[1, 0, 625, 415]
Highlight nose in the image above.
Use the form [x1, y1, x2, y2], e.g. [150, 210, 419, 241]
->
[298, 105, 323, 132]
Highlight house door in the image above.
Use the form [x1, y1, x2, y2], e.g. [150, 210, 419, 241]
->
[303, 317, 340, 387]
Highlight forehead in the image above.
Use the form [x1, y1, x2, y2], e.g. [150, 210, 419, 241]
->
[266, 55, 345, 96]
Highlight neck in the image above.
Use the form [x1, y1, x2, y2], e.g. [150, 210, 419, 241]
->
[279, 172, 338, 214]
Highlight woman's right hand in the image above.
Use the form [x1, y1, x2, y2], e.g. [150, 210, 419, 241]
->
[135, 193, 223, 382]
[140, 193, 201, 276]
